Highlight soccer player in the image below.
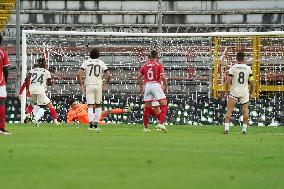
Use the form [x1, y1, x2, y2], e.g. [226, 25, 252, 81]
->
[67, 99, 132, 124]
[138, 50, 168, 132]
[19, 63, 38, 123]
[25, 58, 59, 125]
[224, 51, 255, 134]
[0, 34, 11, 135]
[77, 48, 111, 132]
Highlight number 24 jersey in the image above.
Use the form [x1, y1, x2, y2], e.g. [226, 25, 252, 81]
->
[29, 68, 51, 94]
[228, 64, 252, 95]
[80, 58, 108, 85]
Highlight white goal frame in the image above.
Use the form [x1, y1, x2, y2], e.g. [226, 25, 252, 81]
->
[21, 30, 284, 123]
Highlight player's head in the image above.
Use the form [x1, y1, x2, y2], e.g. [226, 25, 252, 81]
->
[69, 99, 78, 109]
[236, 51, 245, 63]
[149, 50, 158, 59]
[37, 58, 47, 68]
[0, 34, 2, 45]
[90, 48, 100, 59]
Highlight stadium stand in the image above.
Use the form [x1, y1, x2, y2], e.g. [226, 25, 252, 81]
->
[1, 0, 284, 125]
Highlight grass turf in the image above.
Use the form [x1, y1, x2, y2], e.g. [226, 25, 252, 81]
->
[1, 124, 284, 189]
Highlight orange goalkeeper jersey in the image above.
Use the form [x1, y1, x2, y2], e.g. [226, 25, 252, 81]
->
[67, 104, 89, 124]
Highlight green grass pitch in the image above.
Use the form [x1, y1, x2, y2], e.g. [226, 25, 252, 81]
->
[1, 124, 284, 189]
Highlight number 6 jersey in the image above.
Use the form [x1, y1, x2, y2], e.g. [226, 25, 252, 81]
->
[139, 59, 165, 84]
[29, 67, 51, 94]
[228, 64, 252, 96]
[80, 58, 108, 85]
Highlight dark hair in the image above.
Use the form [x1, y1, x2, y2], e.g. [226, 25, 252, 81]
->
[0, 34, 2, 45]
[37, 58, 47, 68]
[150, 50, 158, 59]
[90, 48, 100, 59]
[68, 99, 76, 106]
[32, 63, 38, 69]
[236, 51, 245, 62]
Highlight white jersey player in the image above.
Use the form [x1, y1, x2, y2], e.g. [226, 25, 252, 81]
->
[224, 52, 254, 134]
[77, 48, 111, 132]
[25, 58, 59, 125]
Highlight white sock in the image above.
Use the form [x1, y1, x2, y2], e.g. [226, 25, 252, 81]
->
[34, 108, 45, 122]
[242, 124, 248, 132]
[32, 105, 40, 117]
[88, 108, 94, 123]
[94, 108, 102, 123]
[225, 123, 230, 131]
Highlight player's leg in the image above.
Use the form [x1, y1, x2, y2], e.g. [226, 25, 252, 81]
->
[93, 85, 103, 132]
[240, 94, 250, 134]
[86, 85, 96, 130]
[32, 95, 46, 125]
[143, 83, 154, 131]
[46, 102, 60, 125]
[0, 95, 10, 135]
[153, 83, 168, 132]
[224, 95, 238, 134]
[143, 101, 152, 131]
[99, 110, 109, 121]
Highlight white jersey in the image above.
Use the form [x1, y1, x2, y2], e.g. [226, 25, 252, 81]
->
[80, 58, 108, 85]
[29, 68, 51, 94]
[228, 64, 252, 96]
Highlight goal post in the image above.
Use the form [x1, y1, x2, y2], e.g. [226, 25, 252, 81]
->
[21, 30, 284, 123]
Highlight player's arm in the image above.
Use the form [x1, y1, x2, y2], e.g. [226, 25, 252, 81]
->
[159, 64, 168, 93]
[225, 75, 233, 92]
[25, 73, 32, 92]
[248, 74, 255, 98]
[137, 73, 144, 95]
[66, 112, 75, 123]
[3, 65, 9, 82]
[46, 78, 53, 86]
[103, 70, 112, 85]
[77, 68, 85, 91]
[46, 70, 53, 86]
[160, 73, 168, 93]
[3, 50, 10, 82]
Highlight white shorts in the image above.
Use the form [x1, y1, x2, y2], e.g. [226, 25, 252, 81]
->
[144, 82, 166, 102]
[30, 93, 51, 106]
[229, 91, 249, 105]
[86, 84, 102, 105]
[0, 85, 7, 98]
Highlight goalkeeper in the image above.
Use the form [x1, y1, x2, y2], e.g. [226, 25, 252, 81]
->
[67, 99, 132, 124]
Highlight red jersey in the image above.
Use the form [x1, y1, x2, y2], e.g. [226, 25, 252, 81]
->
[0, 48, 10, 86]
[139, 59, 165, 84]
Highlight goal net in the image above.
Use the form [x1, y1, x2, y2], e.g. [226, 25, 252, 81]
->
[21, 31, 284, 124]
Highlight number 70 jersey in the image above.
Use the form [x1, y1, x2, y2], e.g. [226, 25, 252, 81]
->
[228, 64, 252, 94]
[29, 68, 51, 94]
[80, 59, 108, 85]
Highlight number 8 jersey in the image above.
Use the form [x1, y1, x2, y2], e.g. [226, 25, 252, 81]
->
[80, 58, 108, 85]
[29, 68, 51, 94]
[228, 64, 252, 97]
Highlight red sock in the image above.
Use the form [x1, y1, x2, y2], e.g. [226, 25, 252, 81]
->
[0, 104, 5, 129]
[26, 105, 33, 114]
[158, 105, 168, 124]
[50, 107, 58, 120]
[143, 107, 152, 128]
[148, 107, 160, 119]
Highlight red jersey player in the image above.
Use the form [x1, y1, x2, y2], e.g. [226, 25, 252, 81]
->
[0, 34, 11, 135]
[138, 50, 168, 132]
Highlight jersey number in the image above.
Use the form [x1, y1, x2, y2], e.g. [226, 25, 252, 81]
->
[147, 68, 154, 80]
[31, 73, 44, 84]
[87, 64, 101, 77]
[238, 72, 245, 84]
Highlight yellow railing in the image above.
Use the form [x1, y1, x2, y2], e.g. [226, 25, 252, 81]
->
[212, 35, 284, 99]
[0, 0, 16, 32]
